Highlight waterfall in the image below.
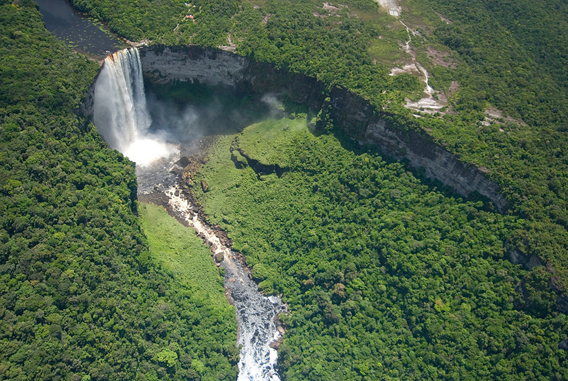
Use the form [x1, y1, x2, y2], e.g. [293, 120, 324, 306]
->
[94, 48, 286, 380]
[93, 48, 177, 166]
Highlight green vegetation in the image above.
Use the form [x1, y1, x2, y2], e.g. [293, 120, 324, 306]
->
[70, 0, 187, 44]
[138, 203, 238, 378]
[194, 116, 568, 379]
[69, 0, 568, 289]
[237, 118, 307, 167]
[398, 0, 568, 288]
[0, 1, 236, 380]
[3, 0, 568, 379]
[139, 203, 232, 309]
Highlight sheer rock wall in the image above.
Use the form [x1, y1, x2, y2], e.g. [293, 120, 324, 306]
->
[81, 45, 507, 211]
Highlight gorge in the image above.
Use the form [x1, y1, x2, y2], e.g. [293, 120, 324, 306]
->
[85, 46, 512, 380]
[4, 0, 568, 379]
[83, 45, 508, 212]
[92, 48, 285, 380]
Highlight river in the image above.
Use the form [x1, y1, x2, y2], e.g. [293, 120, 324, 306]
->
[37, 0, 288, 374]
[36, 0, 124, 59]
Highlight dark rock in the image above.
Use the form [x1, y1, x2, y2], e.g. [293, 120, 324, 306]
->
[509, 249, 528, 265]
[176, 156, 191, 168]
[550, 276, 564, 293]
[546, 261, 555, 273]
[170, 165, 184, 176]
[516, 281, 530, 304]
[526, 255, 543, 270]
[214, 252, 224, 264]
[557, 294, 568, 314]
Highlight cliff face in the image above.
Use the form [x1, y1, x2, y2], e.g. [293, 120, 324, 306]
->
[138, 45, 326, 111]
[327, 87, 508, 211]
[81, 45, 507, 211]
[139, 45, 248, 87]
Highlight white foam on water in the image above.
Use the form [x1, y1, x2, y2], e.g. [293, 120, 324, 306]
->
[93, 48, 179, 166]
[123, 136, 178, 167]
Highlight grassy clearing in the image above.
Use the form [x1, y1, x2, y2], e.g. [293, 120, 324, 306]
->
[368, 37, 404, 64]
[139, 202, 229, 308]
[237, 117, 307, 166]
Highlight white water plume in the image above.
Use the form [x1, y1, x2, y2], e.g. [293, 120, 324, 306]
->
[94, 48, 286, 380]
[93, 48, 178, 166]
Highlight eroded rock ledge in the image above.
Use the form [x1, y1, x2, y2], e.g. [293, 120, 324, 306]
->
[80, 45, 507, 212]
[138, 45, 507, 212]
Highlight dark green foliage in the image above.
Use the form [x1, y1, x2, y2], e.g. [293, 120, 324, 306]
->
[195, 118, 568, 380]
[69, 0, 241, 46]
[69, 0, 568, 289]
[396, 0, 568, 285]
[70, 0, 187, 44]
[0, 2, 236, 380]
[4, 0, 568, 378]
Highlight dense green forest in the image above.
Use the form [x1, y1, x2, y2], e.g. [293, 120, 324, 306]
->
[0, 1, 236, 380]
[194, 116, 568, 379]
[67, 0, 568, 289]
[2, 0, 568, 379]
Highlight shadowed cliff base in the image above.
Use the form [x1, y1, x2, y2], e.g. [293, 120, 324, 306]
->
[81, 45, 507, 212]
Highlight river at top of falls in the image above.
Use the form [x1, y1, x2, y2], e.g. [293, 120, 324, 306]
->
[92, 48, 285, 380]
[36, 0, 125, 59]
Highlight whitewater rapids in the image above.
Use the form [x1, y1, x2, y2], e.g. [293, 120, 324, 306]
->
[92, 47, 286, 380]
[166, 185, 285, 381]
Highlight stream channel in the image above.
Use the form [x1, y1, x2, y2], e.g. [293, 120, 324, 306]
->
[37, 1, 287, 379]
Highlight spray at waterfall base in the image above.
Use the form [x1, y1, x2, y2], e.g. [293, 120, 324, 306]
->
[93, 48, 287, 381]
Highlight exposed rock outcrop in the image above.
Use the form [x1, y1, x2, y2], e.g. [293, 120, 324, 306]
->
[138, 45, 326, 111]
[201, 180, 209, 193]
[139, 45, 247, 87]
[79, 45, 507, 212]
[327, 86, 508, 211]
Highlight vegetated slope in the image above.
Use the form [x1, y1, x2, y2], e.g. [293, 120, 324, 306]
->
[0, 1, 236, 380]
[194, 116, 568, 380]
[71, 0, 568, 293]
[400, 0, 568, 294]
[139, 203, 238, 375]
[139, 203, 234, 310]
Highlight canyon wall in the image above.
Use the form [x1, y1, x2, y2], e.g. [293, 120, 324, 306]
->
[138, 45, 326, 111]
[139, 45, 247, 87]
[80, 45, 507, 211]
[328, 86, 508, 211]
